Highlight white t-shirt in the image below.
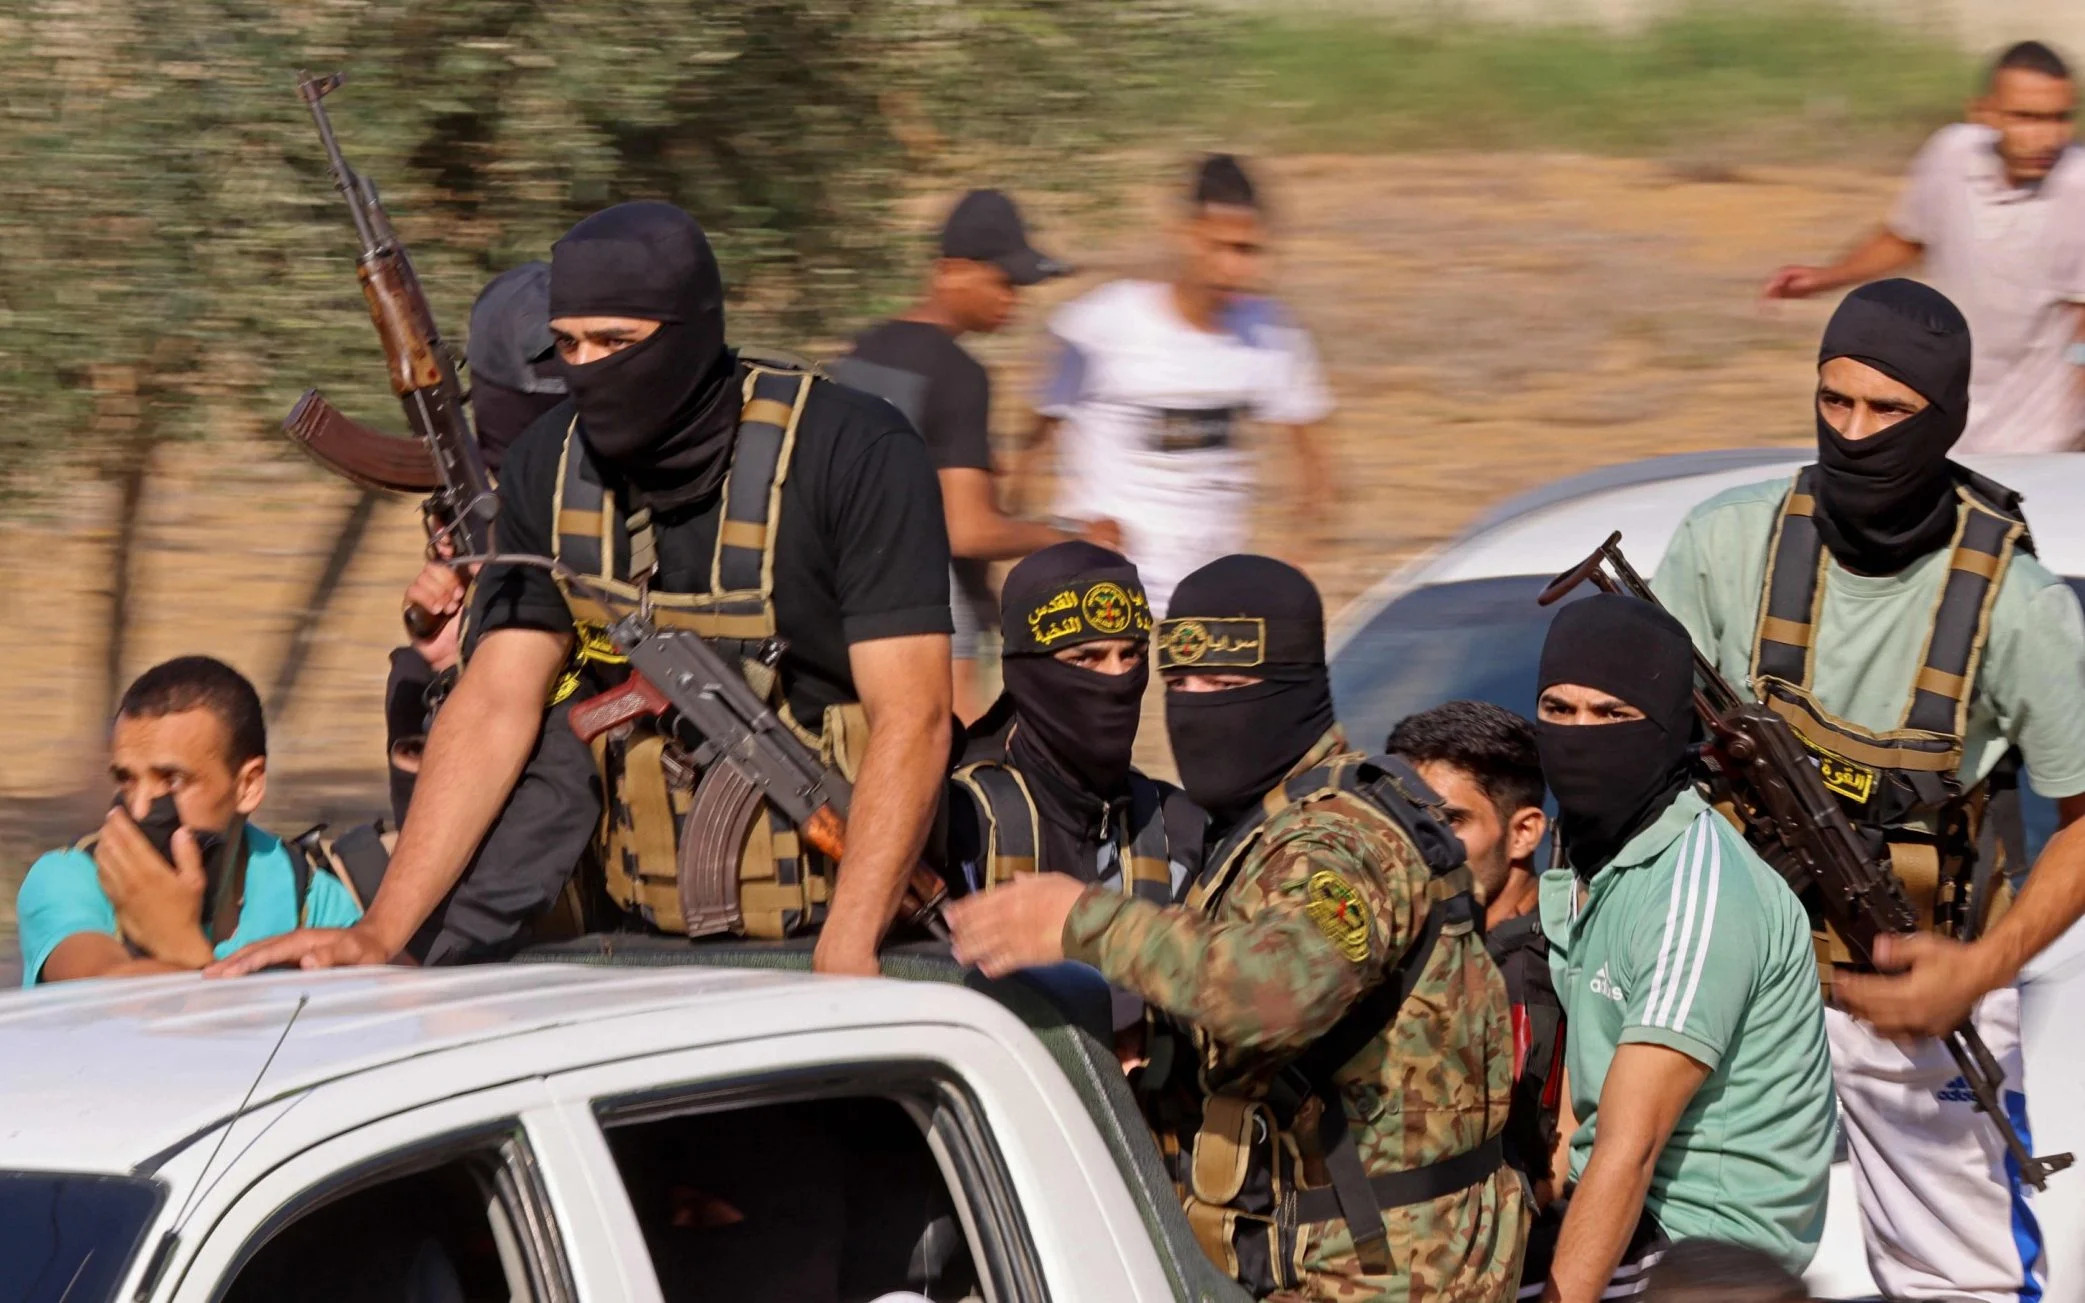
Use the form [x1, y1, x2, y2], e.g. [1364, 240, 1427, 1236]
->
[1889, 124, 2085, 453]
[1038, 279, 1333, 614]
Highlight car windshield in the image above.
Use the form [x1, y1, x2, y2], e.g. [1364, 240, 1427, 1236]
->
[1330, 574, 2085, 860]
[1, 1172, 164, 1303]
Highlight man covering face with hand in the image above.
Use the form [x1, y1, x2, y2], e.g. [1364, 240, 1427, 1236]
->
[948, 555, 1523, 1303]
[1526, 595, 1831, 1302]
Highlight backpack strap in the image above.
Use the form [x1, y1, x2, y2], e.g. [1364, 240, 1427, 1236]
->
[289, 826, 321, 925]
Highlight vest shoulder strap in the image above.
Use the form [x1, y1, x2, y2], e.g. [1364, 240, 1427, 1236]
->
[1195, 752, 1466, 913]
[1123, 773, 1180, 905]
[953, 761, 1040, 883]
[1752, 466, 2027, 742]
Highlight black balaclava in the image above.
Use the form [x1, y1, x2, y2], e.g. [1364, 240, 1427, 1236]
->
[1158, 555, 1336, 827]
[997, 542, 1153, 823]
[1535, 594, 1697, 875]
[549, 202, 736, 509]
[465, 261, 569, 471]
[1812, 278, 1972, 575]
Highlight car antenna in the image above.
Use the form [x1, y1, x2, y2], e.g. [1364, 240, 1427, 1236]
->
[132, 994, 309, 1301]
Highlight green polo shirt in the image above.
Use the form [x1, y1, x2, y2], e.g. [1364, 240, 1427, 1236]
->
[1653, 475, 2085, 801]
[1540, 789, 1835, 1270]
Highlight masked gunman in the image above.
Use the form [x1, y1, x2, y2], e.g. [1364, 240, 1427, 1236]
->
[945, 542, 1203, 1029]
[217, 202, 953, 979]
[17, 657, 363, 984]
[1524, 596, 1832, 1300]
[377, 262, 603, 965]
[947, 555, 1524, 1302]
[1655, 279, 2085, 1301]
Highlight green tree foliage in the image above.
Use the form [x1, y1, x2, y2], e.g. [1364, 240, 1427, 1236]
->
[0, 0, 1215, 495]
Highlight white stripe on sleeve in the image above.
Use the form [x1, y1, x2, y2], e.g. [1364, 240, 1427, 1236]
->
[1664, 822, 1724, 1033]
[1647, 820, 1706, 1028]
[1642, 819, 1699, 1028]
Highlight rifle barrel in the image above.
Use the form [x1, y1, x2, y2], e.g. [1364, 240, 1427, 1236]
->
[296, 74, 380, 255]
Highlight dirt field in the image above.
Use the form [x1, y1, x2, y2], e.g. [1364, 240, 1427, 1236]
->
[0, 151, 1899, 959]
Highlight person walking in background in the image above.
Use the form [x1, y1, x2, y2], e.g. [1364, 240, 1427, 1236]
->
[1764, 41, 2085, 452]
[841, 189, 1118, 722]
[1023, 153, 1334, 616]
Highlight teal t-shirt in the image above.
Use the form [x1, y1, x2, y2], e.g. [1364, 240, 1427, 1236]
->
[15, 823, 363, 986]
[1540, 789, 1836, 1270]
[1653, 474, 2085, 800]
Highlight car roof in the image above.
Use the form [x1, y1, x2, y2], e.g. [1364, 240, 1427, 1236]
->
[1333, 451, 2085, 647]
[0, 964, 992, 1175]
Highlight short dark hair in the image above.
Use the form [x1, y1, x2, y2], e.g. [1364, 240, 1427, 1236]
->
[116, 656, 267, 768]
[1388, 700, 1543, 816]
[1191, 153, 1260, 212]
[1991, 40, 2070, 87]
[1642, 1238, 1810, 1303]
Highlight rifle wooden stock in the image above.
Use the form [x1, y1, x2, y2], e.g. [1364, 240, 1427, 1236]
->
[799, 805, 952, 938]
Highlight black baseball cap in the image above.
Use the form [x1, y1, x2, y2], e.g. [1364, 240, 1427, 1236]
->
[940, 189, 1070, 286]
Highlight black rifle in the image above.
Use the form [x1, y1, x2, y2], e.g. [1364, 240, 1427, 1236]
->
[283, 70, 497, 641]
[1541, 531, 2072, 1190]
[538, 572, 949, 944]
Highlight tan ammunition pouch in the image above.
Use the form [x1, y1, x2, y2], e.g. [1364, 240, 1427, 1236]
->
[952, 754, 1185, 902]
[551, 362, 861, 940]
[1752, 467, 2029, 971]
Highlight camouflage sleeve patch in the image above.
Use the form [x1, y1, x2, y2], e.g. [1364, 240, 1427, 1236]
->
[1304, 870, 1372, 964]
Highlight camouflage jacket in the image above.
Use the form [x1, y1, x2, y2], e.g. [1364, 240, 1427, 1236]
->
[1063, 731, 1527, 1302]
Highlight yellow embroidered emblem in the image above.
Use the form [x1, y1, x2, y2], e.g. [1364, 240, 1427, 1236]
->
[1305, 871, 1372, 963]
[1160, 619, 1211, 665]
[1082, 582, 1132, 634]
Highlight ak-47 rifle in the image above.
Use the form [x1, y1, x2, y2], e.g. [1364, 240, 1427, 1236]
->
[284, 71, 497, 641]
[1541, 532, 2071, 1189]
[452, 554, 950, 944]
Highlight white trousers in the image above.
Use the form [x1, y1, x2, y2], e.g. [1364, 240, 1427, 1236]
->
[1829, 988, 2047, 1302]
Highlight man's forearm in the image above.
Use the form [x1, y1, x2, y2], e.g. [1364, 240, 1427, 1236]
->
[1817, 228, 1922, 291]
[358, 675, 548, 953]
[1542, 1145, 1657, 1303]
[948, 509, 1071, 562]
[1974, 816, 2085, 990]
[817, 707, 949, 959]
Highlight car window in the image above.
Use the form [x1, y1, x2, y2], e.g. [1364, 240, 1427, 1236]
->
[598, 1084, 1025, 1303]
[1331, 574, 2085, 863]
[218, 1136, 556, 1303]
[1, 1171, 164, 1303]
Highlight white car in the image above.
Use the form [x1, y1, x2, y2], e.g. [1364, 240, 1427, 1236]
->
[0, 953, 1253, 1303]
[1329, 449, 2085, 1301]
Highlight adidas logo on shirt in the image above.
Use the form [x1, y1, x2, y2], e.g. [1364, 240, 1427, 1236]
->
[1589, 965, 1626, 1004]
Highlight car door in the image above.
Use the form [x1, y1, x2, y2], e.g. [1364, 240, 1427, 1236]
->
[162, 1079, 594, 1303]
[540, 1020, 1179, 1303]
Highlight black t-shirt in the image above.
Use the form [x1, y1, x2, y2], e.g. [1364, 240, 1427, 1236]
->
[470, 367, 953, 723]
[847, 320, 992, 473]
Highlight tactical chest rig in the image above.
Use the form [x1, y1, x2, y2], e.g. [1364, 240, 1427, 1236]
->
[954, 740, 1199, 903]
[1753, 466, 2030, 948]
[1167, 752, 1499, 1292]
[550, 362, 867, 939]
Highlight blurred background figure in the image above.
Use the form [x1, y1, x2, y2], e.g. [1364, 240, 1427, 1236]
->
[1022, 152, 1334, 618]
[1765, 40, 2085, 452]
[840, 190, 1118, 722]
